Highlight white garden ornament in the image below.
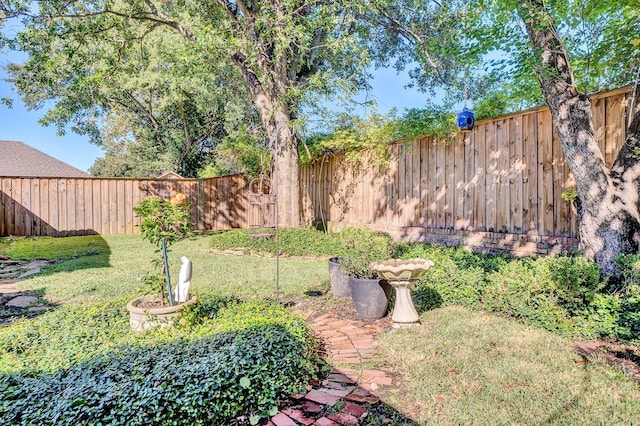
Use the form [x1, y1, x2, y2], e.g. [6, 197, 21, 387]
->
[174, 256, 192, 303]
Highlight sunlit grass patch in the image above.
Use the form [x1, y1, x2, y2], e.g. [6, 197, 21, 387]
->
[377, 306, 640, 425]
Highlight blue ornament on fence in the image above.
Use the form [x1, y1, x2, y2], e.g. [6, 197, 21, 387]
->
[456, 107, 475, 131]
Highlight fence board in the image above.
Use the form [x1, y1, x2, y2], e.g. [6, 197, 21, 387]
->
[497, 119, 510, 232]
[412, 139, 421, 227]
[398, 146, 407, 226]
[485, 123, 497, 232]
[21, 179, 31, 236]
[593, 96, 606, 158]
[474, 124, 487, 230]
[605, 94, 624, 167]
[436, 141, 444, 228]
[454, 136, 465, 229]
[522, 112, 538, 233]
[11, 178, 21, 235]
[509, 116, 523, 233]
[427, 137, 437, 227]
[445, 138, 455, 229]
[538, 110, 554, 235]
[463, 132, 475, 230]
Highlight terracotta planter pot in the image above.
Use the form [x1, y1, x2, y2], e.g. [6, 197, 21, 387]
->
[349, 277, 390, 320]
[127, 295, 197, 332]
[328, 257, 350, 298]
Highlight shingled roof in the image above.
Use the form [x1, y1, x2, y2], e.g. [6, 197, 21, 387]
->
[0, 140, 89, 178]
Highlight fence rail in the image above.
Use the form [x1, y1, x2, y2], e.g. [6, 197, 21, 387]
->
[300, 86, 632, 249]
[0, 175, 248, 237]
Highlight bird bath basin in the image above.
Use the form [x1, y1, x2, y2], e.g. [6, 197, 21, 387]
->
[370, 258, 434, 328]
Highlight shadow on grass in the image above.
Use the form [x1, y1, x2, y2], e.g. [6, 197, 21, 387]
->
[29, 235, 113, 275]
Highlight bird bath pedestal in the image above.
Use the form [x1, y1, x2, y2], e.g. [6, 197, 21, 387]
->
[370, 259, 434, 328]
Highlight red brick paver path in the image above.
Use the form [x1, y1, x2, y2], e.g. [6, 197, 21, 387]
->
[265, 310, 395, 425]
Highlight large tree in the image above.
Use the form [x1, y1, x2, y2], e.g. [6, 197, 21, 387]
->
[515, 0, 640, 276]
[1, 1, 473, 226]
[1, 0, 379, 227]
[3, 4, 262, 178]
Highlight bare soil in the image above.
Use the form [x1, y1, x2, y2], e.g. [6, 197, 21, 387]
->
[573, 339, 640, 384]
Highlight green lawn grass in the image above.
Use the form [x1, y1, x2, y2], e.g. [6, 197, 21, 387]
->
[0, 235, 110, 260]
[4, 234, 328, 304]
[377, 306, 640, 425]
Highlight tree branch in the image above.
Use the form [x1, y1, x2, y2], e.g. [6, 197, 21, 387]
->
[173, 99, 193, 168]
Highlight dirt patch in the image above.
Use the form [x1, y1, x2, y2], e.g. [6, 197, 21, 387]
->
[574, 339, 640, 384]
[135, 297, 167, 309]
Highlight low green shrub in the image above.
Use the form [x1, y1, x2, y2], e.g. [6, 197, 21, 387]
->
[399, 244, 502, 311]
[336, 227, 395, 278]
[534, 254, 604, 315]
[338, 227, 394, 261]
[180, 294, 242, 326]
[483, 260, 574, 334]
[578, 293, 626, 339]
[0, 298, 322, 425]
[481, 255, 631, 339]
[0, 300, 132, 375]
[209, 228, 349, 257]
[614, 253, 640, 293]
[617, 284, 640, 341]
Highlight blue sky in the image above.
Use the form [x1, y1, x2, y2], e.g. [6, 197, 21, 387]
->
[0, 57, 429, 173]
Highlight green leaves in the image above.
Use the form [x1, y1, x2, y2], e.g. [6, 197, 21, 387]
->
[134, 197, 193, 248]
[0, 298, 322, 425]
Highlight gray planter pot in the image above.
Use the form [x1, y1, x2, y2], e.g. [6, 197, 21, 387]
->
[329, 257, 350, 298]
[349, 277, 390, 320]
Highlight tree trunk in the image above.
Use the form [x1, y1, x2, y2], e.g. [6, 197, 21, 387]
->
[269, 108, 302, 229]
[518, 1, 640, 277]
[232, 56, 301, 228]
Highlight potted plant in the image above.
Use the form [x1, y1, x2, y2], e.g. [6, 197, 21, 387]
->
[337, 228, 394, 320]
[127, 192, 196, 331]
[340, 258, 391, 320]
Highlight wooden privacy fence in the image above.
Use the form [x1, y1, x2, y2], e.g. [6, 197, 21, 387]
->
[0, 175, 248, 237]
[300, 86, 633, 254]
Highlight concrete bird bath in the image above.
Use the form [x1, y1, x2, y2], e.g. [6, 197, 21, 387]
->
[370, 258, 434, 328]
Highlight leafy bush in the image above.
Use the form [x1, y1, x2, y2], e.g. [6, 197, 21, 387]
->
[534, 255, 604, 315]
[0, 298, 322, 425]
[338, 227, 394, 261]
[337, 227, 395, 278]
[483, 260, 574, 333]
[180, 294, 242, 326]
[398, 243, 504, 311]
[209, 228, 349, 257]
[578, 293, 626, 339]
[482, 255, 620, 338]
[614, 253, 640, 294]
